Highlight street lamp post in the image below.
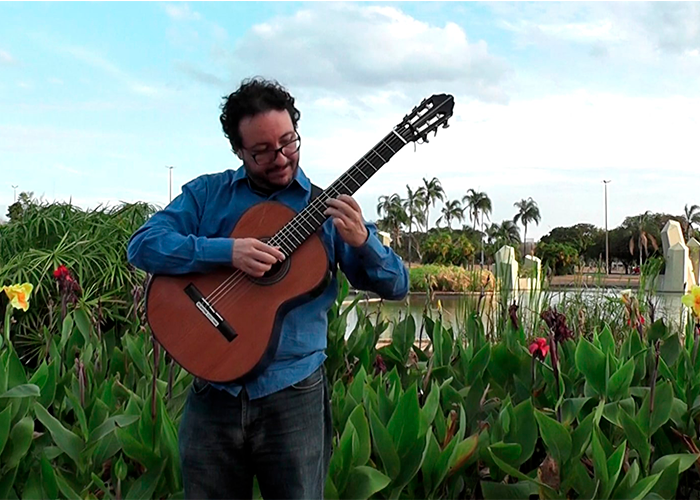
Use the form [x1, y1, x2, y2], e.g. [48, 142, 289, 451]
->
[603, 180, 611, 274]
[11, 185, 18, 203]
[165, 166, 175, 203]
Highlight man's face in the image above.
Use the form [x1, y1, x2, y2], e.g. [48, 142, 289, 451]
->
[237, 109, 299, 191]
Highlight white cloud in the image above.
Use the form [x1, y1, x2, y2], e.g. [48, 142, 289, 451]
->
[0, 49, 17, 65]
[234, 4, 511, 104]
[164, 3, 201, 22]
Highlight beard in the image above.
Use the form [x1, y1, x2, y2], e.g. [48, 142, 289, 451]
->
[244, 156, 299, 193]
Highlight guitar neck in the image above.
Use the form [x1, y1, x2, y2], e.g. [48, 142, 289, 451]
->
[269, 128, 409, 256]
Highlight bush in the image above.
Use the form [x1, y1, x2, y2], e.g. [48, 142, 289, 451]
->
[409, 264, 494, 293]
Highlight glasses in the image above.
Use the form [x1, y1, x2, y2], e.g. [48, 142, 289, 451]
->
[246, 136, 301, 166]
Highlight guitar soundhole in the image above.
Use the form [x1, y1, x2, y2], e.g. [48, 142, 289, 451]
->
[249, 237, 291, 286]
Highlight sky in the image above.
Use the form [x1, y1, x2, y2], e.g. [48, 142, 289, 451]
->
[2, 1, 700, 240]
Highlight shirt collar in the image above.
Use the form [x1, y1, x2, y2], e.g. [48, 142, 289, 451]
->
[231, 165, 311, 194]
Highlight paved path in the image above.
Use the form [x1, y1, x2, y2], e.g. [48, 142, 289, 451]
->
[549, 273, 640, 288]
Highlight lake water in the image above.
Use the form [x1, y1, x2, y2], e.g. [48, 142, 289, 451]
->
[343, 288, 688, 340]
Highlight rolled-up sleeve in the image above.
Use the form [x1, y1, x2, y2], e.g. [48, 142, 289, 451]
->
[127, 180, 234, 275]
[336, 223, 409, 300]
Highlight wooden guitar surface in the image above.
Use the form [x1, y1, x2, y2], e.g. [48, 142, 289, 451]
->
[146, 201, 329, 383]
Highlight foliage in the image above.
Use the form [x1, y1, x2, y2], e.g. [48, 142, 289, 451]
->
[421, 231, 475, 267]
[408, 265, 494, 293]
[535, 241, 579, 276]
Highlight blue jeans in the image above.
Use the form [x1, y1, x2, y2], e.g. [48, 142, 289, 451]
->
[178, 366, 332, 500]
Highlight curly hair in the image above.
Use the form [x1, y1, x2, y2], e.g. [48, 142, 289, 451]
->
[220, 77, 301, 151]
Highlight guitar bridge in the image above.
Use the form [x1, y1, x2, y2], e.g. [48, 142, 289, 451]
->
[184, 284, 237, 342]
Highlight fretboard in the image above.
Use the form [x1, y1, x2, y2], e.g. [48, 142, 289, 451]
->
[269, 128, 409, 256]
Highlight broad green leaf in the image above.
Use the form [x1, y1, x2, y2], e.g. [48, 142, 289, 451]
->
[74, 307, 93, 344]
[624, 473, 661, 500]
[1, 416, 33, 469]
[124, 461, 165, 500]
[421, 431, 441, 495]
[618, 409, 650, 470]
[88, 414, 140, 445]
[651, 453, 699, 475]
[650, 459, 680, 500]
[607, 359, 635, 401]
[649, 381, 673, 436]
[22, 466, 44, 500]
[40, 453, 59, 500]
[504, 399, 537, 466]
[535, 410, 572, 465]
[387, 383, 420, 457]
[576, 338, 607, 396]
[420, 381, 440, 436]
[60, 314, 74, 352]
[0, 406, 12, 456]
[488, 448, 554, 493]
[561, 397, 591, 426]
[571, 411, 594, 459]
[34, 402, 84, 465]
[489, 442, 522, 465]
[599, 326, 616, 358]
[447, 433, 480, 474]
[466, 343, 491, 385]
[611, 460, 639, 499]
[389, 428, 429, 497]
[0, 467, 18, 500]
[343, 466, 391, 500]
[348, 405, 371, 467]
[602, 441, 626, 499]
[481, 480, 539, 499]
[368, 407, 400, 479]
[590, 427, 609, 490]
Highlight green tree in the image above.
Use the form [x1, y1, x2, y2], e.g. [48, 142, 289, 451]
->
[376, 193, 407, 248]
[436, 199, 464, 229]
[463, 189, 492, 265]
[6, 191, 36, 222]
[684, 204, 700, 241]
[417, 177, 445, 232]
[402, 185, 426, 265]
[513, 197, 541, 259]
[624, 210, 659, 268]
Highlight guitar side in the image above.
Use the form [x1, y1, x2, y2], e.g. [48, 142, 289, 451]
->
[145, 201, 330, 383]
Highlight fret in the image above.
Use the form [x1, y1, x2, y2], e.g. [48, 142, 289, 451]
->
[272, 132, 407, 254]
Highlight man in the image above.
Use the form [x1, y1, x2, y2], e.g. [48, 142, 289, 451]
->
[127, 77, 409, 500]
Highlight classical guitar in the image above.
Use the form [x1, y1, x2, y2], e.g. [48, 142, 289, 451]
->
[146, 94, 455, 382]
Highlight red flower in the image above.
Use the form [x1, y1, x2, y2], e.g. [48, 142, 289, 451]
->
[529, 337, 550, 360]
[53, 265, 70, 279]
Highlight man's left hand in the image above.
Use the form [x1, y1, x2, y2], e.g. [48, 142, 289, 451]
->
[324, 195, 369, 247]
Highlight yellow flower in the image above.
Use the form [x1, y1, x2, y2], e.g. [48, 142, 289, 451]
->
[2, 283, 34, 312]
[436, 299, 443, 313]
[681, 285, 700, 320]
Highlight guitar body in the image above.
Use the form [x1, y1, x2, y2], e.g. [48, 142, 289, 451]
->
[146, 201, 330, 383]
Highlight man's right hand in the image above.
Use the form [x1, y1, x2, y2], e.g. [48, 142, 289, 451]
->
[232, 238, 285, 277]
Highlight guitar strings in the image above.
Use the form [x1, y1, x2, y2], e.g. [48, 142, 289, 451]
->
[205, 136, 401, 309]
[204, 134, 403, 309]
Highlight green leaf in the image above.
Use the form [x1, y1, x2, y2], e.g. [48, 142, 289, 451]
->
[571, 411, 594, 460]
[488, 448, 554, 493]
[535, 410, 572, 465]
[420, 381, 440, 436]
[481, 480, 539, 499]
[1, 416, 33, 469]
[88, 414, 140, 445]
[387, 383, 420, 457]
[447, 433, 480, 474]
[34, 402, 84, 465]
[590, 427, 609, 490]
[504, 399, 537, 466]
[576, 338, 607, 396]
[624, 473, 661, 500]
[618, 409, 650, 470]
[466, 343, 491, 385]
[0, 467, 18, 500]
[73, 307, 93, 344]
[611, 460, 639, 499]
[602, 441, 626, 499]
[0, 406, 12, 457]
[124, 461, 165, 500]
[60, 314, 74, 352]
[650, 459, 680, 499]
[599, 325, 616, 358]
[650, 381, 673, 436]
[651, 453, 699, 475]
[561, 397, 591, 426]
[607, 359, 635, 401]
[348, 405, 371, 467]
[343, 466, 391, 500]
[40, 453, 59, 500]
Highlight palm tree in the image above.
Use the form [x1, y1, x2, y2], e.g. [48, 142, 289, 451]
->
[684, 204, 700, 241]
[402, 185, 426, 266]
[376, 193, 407, 248]
[513, 197, 541, 259]
[628, 210, 658, 268]
[417, 177, 445, 232]
[436, 199, 464, 229]
[463, 189, 492, 265]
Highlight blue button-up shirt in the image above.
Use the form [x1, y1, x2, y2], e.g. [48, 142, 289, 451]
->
[127, 165, 409, 399]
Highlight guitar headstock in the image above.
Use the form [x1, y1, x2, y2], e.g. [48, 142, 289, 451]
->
[397, 94, 455, 143]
